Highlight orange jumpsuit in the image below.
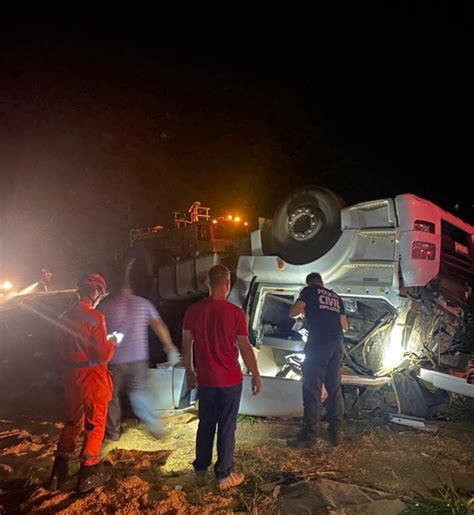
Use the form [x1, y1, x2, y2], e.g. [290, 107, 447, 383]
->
[55, 299, 115, 466]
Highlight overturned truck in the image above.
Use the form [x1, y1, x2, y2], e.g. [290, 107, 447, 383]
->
[131, 187, 474, 416]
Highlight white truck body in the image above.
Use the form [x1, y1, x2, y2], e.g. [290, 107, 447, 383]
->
[150, 193, 474, 415]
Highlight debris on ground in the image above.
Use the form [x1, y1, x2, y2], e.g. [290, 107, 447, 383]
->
[276, 478, 406, 515]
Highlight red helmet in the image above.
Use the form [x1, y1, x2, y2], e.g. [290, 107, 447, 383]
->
[78, 273, 108, 295]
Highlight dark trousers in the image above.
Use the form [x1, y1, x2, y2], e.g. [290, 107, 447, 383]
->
[193, 383, 242, 479]
[302, 340, 344, 435]
[107, 360, 158, 438]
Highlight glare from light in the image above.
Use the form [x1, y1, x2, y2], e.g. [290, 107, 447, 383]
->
[12, 295, 86, 339]
[2, 281, 13, 290]
[382, 323, 404, 370]
[234, 216, 241, 222]
[298, 328, 309, 343]
[17, 282, 40, 295]
[227, 215, 233, 220]
[244, 222, 248, 226]
[212, 219, 217, 224]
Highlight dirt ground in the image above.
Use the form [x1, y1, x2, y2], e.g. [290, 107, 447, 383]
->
[1, 408, 473, 514]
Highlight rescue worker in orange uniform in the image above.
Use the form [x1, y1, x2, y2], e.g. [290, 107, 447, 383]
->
[49, 273, 117, 493]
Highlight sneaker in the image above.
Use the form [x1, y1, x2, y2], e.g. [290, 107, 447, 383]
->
[217, 472, 245, 491]
[77, 463, 112, 494]
[287, 430, 317, 449]
[149, 426, 169, 439]
[48, 457, 69, 490]
[104, 434, 120, 442]
[147, 420, 169, 440]
[195, 469, 208, 486]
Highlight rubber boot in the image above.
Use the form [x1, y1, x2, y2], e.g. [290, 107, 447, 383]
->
[48, 457, 69, 490]
[77, 462, 112, 494]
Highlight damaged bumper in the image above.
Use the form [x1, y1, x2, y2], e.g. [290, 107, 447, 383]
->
[148, 365, 391, 417]
[419, 368, 474, 398]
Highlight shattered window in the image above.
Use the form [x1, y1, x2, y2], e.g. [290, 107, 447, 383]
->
[260, 293, 301, 341]
[343, 297, 393, 344]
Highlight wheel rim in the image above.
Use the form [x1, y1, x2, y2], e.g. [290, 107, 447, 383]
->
[287, 206, 322, 242]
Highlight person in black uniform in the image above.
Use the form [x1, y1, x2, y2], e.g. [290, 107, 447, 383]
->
[289, 272, 349, 447]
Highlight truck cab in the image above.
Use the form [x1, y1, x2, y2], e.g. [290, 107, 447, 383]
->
[226, 191, 473, 414]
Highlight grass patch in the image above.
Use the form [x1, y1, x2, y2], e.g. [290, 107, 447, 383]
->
[233, 472, 279, 514]
[237, 414, 259, 427]
[402, 484, 473, 514]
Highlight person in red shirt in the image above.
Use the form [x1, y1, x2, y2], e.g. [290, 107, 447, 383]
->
[48, 273, 117, 493]
[182, 265, 261, 490]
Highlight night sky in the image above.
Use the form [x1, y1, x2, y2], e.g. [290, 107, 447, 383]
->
[0, 7, 472, 285]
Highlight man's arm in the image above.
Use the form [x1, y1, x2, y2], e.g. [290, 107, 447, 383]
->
[237, 335, 261, 395]
[289, 300, 306, 319]
[182, 329, 197, 389]
[340, 314, 349, 333]
[150, 318, 180, 363]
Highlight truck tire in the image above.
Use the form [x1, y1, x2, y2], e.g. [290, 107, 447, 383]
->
[272, 186, 345, 265]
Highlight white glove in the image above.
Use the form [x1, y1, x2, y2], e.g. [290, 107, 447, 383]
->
[107, 331, 124, 346]
[166, 349, 181, 365]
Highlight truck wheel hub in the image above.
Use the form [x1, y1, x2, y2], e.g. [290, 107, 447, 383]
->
[288, 207, 320, 241]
